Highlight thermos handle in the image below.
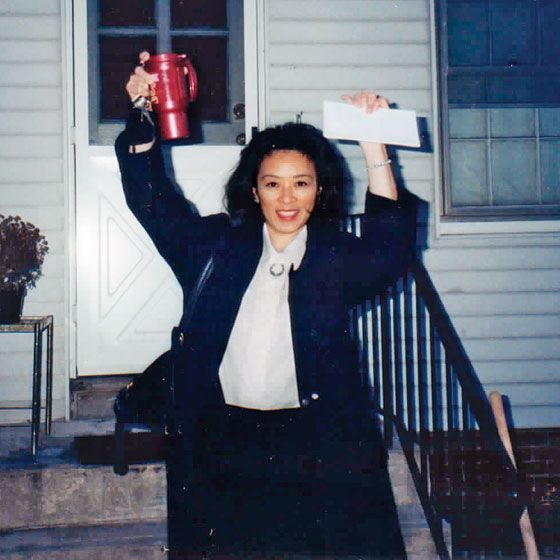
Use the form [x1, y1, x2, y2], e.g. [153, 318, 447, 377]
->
[182, 56, 198, 103]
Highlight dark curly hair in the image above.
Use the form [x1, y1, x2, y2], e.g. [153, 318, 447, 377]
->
[225, 122, 343, 226]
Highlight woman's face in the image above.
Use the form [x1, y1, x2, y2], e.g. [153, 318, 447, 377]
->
[253, 150, 320, 251]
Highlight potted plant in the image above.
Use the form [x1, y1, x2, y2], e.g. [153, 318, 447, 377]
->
[0, 215, 49, 323]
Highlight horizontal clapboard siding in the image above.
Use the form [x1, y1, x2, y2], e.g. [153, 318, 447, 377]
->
[269, 44, 430, 66]
[269, 0, 429, 20]
[0, 2, 66, 424]
[0, 111, 62, 135]
[1, 182, 63, 205]
[269, 21, 429, 44]
[427, 238, 560, 427]
[0, 0, 60, 14]
[423, 245, 560, 271]
[0, 40, 61, 62]
[269, 67, 431, 90]
[266, 0, 560, 427]
[0, 17, 60, 40]
[2, 88, 61, 110]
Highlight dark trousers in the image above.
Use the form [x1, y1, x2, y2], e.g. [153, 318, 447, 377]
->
[167, 403, 406, 559]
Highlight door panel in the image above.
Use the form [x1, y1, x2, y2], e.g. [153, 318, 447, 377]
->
[76, 145, 241, 375]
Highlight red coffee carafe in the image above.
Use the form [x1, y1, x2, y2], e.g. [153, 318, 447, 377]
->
[144, 53, 198, 140]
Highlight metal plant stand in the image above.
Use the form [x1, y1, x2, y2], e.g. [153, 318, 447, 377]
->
[0, 316, 54, 460]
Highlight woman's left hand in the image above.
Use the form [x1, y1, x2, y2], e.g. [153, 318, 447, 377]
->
[341, 91, 390, 158]
[341, 90, 390, 114]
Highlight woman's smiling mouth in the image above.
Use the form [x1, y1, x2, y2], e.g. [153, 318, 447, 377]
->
[276, 210, 300, 221]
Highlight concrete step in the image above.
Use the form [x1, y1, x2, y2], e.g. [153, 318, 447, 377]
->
[0, 520, 167, 560]
[0, 461, 166, 532]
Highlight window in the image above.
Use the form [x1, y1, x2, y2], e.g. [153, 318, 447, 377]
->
[87, 0, 245, 145]
[437, 0, 560, 218]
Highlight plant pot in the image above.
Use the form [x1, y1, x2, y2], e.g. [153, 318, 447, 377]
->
[0, 285, 26, 323]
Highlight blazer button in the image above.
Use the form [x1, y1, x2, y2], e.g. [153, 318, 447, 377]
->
[301, 398, 310, 407]
[311, 392, 319, 400]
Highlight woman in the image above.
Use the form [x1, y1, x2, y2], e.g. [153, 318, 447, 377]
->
[117, 54, 416, 559]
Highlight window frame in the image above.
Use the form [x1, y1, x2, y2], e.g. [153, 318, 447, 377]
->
[436, 0, 560, 221]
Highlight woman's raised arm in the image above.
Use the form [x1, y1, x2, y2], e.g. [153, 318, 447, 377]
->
[115, 52, 224, 279]
[339, 91, 416, 300]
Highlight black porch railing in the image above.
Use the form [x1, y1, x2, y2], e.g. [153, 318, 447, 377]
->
[344, 216, 522, 558]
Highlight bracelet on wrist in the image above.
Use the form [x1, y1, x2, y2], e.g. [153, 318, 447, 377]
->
[366, 158, 392, 170]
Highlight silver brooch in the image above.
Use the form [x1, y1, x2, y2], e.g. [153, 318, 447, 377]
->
[269, 263, 285, 277]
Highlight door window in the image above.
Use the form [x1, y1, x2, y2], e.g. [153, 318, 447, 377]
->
[87, 0, 245, 145]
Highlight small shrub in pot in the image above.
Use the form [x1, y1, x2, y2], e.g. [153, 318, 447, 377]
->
[0, 215, 49, 322]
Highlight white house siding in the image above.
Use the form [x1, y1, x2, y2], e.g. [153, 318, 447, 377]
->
[0, 0, 67, 423]
[265, 0, 560, 428]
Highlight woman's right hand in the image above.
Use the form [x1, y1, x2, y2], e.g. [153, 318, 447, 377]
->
[125, 51, 158, 104]
[125, 51, 158, 152]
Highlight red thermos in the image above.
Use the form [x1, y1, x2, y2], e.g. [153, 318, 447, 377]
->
[144, 53, 198, 140]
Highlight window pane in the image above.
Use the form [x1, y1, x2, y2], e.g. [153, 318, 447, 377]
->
[172, 37, 228, 121]
[491, 139, 538, 205]
[447, 1, 489, 66]
[539, 108, 560, 136]
[449, 140, 489, 206]
[487, 74, 534, 104]
[100, 0, 155, 26]
[449, 108, 487, 138]
[100, 36, 157, 120]
[540, 140, 560, 203]
[448, 74, 486, 104]
[172, 0, 226, 28]
[532, 74, 560, 104]
[491, 0, 536, 67]
[490, 108, 534, 137]
[541, 0, 560, 64]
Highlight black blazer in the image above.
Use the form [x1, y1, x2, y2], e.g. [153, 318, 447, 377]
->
[115, 121, 416, 460]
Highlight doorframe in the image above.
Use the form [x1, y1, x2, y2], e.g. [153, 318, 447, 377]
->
[63, 0, 76, 419]
[66, 0, 267, 385]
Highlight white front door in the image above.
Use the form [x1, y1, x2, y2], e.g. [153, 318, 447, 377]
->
[74, 1, 262, 375]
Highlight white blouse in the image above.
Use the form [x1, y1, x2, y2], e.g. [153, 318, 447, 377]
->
[218, 225, 307, 410]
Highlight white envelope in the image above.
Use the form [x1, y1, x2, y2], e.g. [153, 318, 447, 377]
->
[322, 101, 420, 147]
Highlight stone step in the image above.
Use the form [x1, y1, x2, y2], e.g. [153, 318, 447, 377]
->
[0, 520, 167, 560]
[0, 462, 166, 532]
